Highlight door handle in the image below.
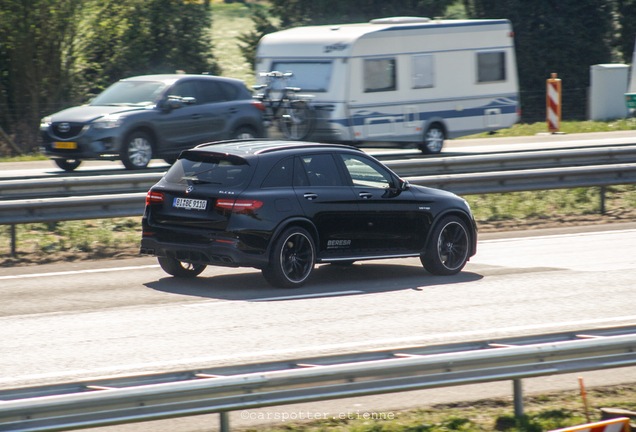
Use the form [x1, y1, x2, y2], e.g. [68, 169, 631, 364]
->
[191, 114, 202, 120]
[359, 192, 373, 199]
[303, 193, 318, 201]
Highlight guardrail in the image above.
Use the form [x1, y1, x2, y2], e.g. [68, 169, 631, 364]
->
[388, 144, 636, 176]
[1, 146, 635, 255]
[2, 145, 636, 199]
[1, 330, 635, 432]
[0, 172, 162, 200]
[1, 164, 635, 226]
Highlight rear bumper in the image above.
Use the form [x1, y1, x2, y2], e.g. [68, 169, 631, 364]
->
[140, 236, 270, 269]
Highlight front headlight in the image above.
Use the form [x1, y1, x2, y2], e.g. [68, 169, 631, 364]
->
[92, 114, 123, 130]
[40, 116, 52, 128]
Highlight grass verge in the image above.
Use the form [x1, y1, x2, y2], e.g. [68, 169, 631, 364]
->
[239, 384, 636, 431]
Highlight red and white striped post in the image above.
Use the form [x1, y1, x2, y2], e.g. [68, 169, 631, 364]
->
[548, 417, 631, 432]
[546, 72, 562, 133]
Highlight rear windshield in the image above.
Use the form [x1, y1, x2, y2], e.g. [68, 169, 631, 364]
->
[165, 153, 253, 189]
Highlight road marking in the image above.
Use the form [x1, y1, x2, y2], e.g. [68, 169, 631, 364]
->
[1, 229, 633, 280]
[0, 265, 160, 280]
[249, 290, 364, 302]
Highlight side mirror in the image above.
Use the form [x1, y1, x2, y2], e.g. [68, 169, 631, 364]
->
[162, 96, 196, 112]
[399, 178, 410, 191]
[383, 178, 409, 198]
[162, 96, 183, 111]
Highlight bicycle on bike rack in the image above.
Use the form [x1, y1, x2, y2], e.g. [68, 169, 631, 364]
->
[252, 71, 315, 140]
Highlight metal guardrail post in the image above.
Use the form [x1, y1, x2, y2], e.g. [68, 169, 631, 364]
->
[10, 224, 16, 257]
[600, 186, 607, 214]
[513, 379, 524, 417]
[220, 412, 230, 432]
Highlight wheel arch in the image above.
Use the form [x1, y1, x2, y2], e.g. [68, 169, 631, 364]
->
[426, 209, 477, 257]
[423, 118, 448, 137]
[266, 217, 319, 257]
[229, 117, 266, 138]
[123, 125, 158, 151]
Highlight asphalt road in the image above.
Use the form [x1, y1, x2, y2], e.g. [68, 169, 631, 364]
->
[1, 225, 635, 431]
[2, 131, 636, 430]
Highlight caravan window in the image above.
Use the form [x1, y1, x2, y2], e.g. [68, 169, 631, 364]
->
[477, 51, 506, 83]
[364, 58, 396, 92]
[271, 62, 332, 92]
[412, 55, 434, 89]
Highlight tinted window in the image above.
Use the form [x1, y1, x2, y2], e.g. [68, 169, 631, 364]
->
[197, 81, 229, 103]
[218, 82, 240, 100]
[168, 81, 198, 101]
[297, 154, 344, 186]
[262, 158, 294, 188]
[165, 155, 252, 188]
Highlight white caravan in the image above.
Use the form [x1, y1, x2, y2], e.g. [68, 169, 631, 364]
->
[255, 17, 520, 153]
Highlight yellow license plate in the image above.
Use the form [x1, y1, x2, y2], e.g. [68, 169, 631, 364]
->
[53, 141, 78, 149]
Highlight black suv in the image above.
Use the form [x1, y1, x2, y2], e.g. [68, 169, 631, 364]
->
[140, 140, 477, 288]
[40, 74, 265, 171]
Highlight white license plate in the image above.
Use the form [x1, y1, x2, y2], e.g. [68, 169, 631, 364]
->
[173, 197, 207, 210]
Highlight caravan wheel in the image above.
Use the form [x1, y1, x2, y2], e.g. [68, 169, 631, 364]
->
[419, 124, 445, 154]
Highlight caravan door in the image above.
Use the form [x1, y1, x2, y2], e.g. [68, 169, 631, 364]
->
[349, 57, 419, 142]
[350, 58, 399, 141]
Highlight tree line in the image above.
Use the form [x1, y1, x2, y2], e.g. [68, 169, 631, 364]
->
[0, 0, 217, 155]
[1, 0, 635, 155]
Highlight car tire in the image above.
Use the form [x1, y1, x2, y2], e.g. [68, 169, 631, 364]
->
[157, 256, 206, 278]
[419, 123, 445, 154]
[262, 227, 315, 288]
[421, 215, 470, 275]
[54, 158, 82, 172]
[122, 130, 154, 170]
[231, 126, 257, 140]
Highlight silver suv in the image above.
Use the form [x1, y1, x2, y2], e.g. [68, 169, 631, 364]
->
[40, 74, 265, 171]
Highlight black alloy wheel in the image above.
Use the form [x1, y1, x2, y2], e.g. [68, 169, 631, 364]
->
[262, 227, 315, 288]
[421, 215, 470, 275]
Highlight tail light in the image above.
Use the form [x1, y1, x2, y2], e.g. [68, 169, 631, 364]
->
[252, 100, 266, 111]
[146, 190, 164, 205]
[216, 199, 263, 214]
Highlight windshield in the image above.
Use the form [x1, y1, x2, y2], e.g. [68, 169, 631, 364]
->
[270, 61, 332, 92]
[90, 80, 167, 106]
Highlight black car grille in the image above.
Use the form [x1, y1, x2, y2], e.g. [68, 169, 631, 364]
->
[51, 122, 85, 140]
